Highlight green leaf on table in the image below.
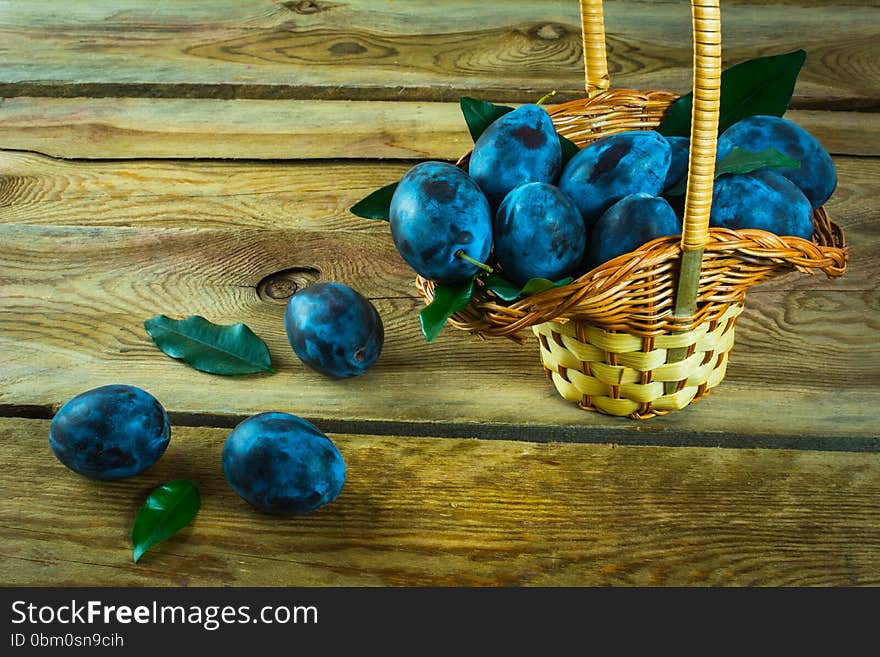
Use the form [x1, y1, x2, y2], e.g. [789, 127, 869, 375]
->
[484, 274, 573, 301]
[132, 480, 200, 563]
[657, 49, 807, 137]
[460, 97, 514, 142]
[144, 315, 274, 375]
[558, 133, 580, 165]
[419, 277, 476, 343]
[349, 181, 398, 221]
[666, 146, 799, 196]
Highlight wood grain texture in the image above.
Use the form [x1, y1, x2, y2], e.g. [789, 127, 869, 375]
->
[0, 98, 473, 160]
[0, 97, 875, 159]
[1, 418, 878, 586]
[1, 289, 876, 446]
[0, 1, 877, 107]
[0, 151, 876, 444]
[1, 150, 874, 288]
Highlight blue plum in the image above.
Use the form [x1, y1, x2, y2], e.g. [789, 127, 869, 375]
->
[710, 169, 814, 239]
[559, 130, 672, 230]
[222, 412, 345, 515]
[716, 115, 837, 208]
[468, 104, 562, 208]
[586, 193, 682, 269]
[493, 182, 586, 286]
[389, 161, 493, 284]
[49, 384, 170, 479]
[663, 136, 690, 191]
[285, 282, 383, 378]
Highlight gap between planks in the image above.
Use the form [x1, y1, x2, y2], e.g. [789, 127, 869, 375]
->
[0, 403, 876, 454]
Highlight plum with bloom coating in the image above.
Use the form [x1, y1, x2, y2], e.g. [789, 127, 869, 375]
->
[284, 282, 384, 378]
[716, 115, 836, 208]
[222, 412, 346, 515]
[49, 384, 170, 479]
[389, 161, 493, 284]
[586, 193, 682, 269]
[493, 182, 586, 286]
[710, 169, 814, 239]
[468, 104, 562, 209]
[559, 130, 672, 230]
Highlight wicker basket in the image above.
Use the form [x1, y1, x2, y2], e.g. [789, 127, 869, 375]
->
[416, 0, 848, 419]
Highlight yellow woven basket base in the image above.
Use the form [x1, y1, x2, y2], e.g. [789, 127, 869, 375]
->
[533, 304, 743, 418]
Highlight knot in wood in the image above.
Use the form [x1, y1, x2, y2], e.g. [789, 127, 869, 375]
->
[532, 23, 567, 41]
[282, 1, 323, 14]
[257, 267, 321, 303]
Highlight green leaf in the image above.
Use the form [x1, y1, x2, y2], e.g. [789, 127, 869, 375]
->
[484, 274, 573, 301]
[666, 146, 800, 196]
[349, 181, 398, 221]
[521, 276, 573, 296]
[145, 315, 274, 375]
[460, 97, 514, 142]
[657, 49, 807, 137]
[418, 277, 475, 343]
[715, 146, 800, 177]
[483, 273, 522, 301]
[558, 134, 580, 166]
[132, 480, 200, 563]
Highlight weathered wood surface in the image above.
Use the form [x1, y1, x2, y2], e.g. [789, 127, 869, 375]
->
[1, 1, 877, 107]
[0, 0, 877, 589]
[1, 418, 877, 586]
[1, 98, 877, 160]
[0, 150, 876, 446]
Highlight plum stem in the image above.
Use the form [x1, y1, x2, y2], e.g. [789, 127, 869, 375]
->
[536, 90, 557, 106]
[455, 250, 493, 273]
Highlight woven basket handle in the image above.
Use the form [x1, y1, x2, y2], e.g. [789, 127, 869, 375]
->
[578, 0, 721, 252]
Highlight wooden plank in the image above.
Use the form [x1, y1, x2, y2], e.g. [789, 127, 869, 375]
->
[1, 418, 877, 586]
[0, 1, 877, 108]
[0, 151, 413, 231]
[0, 98, 473, 161]
[0, 151, 875, 444]
[0, 288, 876, 446]
[0, 97, 875, 159]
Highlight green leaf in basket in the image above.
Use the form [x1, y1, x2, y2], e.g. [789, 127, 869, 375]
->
[484, 274, 573, 301]
[349, 181, 398, 221]
[419, 276, 476, 343]
[132, 480, 200, 563]
[521, 276, 573, 297]
[666, 146, 800, 196]
[558, 133, 580, 166]
[483, 273, 521, 301]
[715, 146, 800, 177]
[144, 315, 274, 375]
[460, 97, 514, 142]
[657, 49, 807, 137]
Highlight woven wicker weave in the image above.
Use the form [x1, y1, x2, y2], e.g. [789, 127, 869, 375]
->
[415, 0, 849, 418]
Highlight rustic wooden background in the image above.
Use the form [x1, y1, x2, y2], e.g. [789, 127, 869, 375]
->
[0, 0, 877, 586]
